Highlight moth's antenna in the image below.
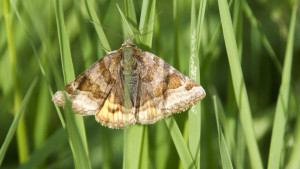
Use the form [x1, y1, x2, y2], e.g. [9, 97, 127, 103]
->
[102, 26, 124, 39]
[87, 20, 127, 53]
[88, 20, 124, 39]
[133, 10, 163, 37]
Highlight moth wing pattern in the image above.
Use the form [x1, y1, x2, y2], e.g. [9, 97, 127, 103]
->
[52, 39, 206, 129]
[52, 51, 120, 116]
[135, 51, 206, 124]
[94, 75, 136, 128]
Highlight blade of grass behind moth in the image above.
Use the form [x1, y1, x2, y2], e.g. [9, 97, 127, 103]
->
[117, 4, 135, 39]
[236, 121, 246, 169]
[0, 78, 37, 166]
[34, 81, 51, 149]
[267, 5, 297, 169]
[179, 120, 190, 169]
[173, 0, 179, 69]
[217, 0, 264, 168]
[139, 0, 156, 48]
[153, 122, 171, 169]
[286, 91, 300, 169]
[84, 0, 111, 51]
[211, 89, 234, 156]
[189, 0, 207, 168]
[232, 0, 243, 57]
[202, 0, 233, 71]
[117, 6, 144, 169]
[122, 125, 144, 169]
[73, 0, 94, 67]
[139, 127, 149, 169]
[8, 0, 65, 127]
[3, 0, 29, 163]
[165, 117, 197, 169]
[243, 0, 282, 74]
[17, 128, 67, 169]
[225, 0, 242, 158]
[54, 0, 91, 168]
[124, 0, 139, 42]
[213, 96, 234, 169]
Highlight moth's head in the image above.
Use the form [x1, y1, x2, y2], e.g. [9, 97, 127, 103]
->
[122, 38, 135, 47]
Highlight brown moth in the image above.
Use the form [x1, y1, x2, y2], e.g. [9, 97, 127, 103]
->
[52, 39, 206, 129]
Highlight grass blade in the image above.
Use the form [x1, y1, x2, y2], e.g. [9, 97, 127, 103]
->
[0, 78, 38, 166]
[140, 127, 149, 169]
[117, 4, 135, 39]
[84, 0, 111, 51]
[213, 96, 234, 169]
[165, 117, 196, 169]
[286, 91, 300, 169]
[3, 0, 29, 163]
[124, 0, 139, 41]
[267, 5, 297, 169]
[217, 0, 264, 168]
[139, 0, 156, 48]
[189, 0, 207, 168]
[8, 0, 66, 129]
[54, 0, 91, 168]
[123, 126, 144, 169]
[17, 128, 67, 169]
[243, 1, 282, 74]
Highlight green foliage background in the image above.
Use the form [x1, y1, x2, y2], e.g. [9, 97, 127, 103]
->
[0, 0, 299, 169]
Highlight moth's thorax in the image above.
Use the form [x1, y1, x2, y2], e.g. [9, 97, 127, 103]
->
[121, 42, 139, 75]
[122, 45, 133, 74]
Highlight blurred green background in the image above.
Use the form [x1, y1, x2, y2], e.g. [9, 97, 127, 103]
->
[0, 0, 299, 168]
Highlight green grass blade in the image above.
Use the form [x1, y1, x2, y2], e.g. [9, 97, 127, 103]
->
[139, 0, 156, 48]
[84, 0, 111, 51]
[124, 0, 139, 41]
[123, 126, 144, 169]
[243, 1, 282, 74]
[189, 0, 206, 168]
[34, 81, 51, 149]
[55, 0, 74, 83]
[54, 0, 91, 168]
[117, 4, 135, 39]
[165, 117, 197, 169]
[3, 0, 29, 163]
[286, 92, 300, 169]
[213, 96, 234, 169]
[139, 127, 149, 169]
[0, 78, 38, 166]
[154, 122, 171, 169]
[217, 0, 264, 168]
[124, 0, 138, 26]
[172, 0, 179, 69]
[8, 0, 65, 128]
[267, 5, 297, 169]
[196, 0, 207, 52]
[17, 128, 67, 169]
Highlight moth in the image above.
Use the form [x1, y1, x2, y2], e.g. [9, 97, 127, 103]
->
[52, 39, 206, 129]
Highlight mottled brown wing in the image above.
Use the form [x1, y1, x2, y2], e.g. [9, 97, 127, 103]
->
[52, 50, 136, 128]
[135, 52, 206, 124]
[94, 76, 136, 128]
[52, 51, 121, 116]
